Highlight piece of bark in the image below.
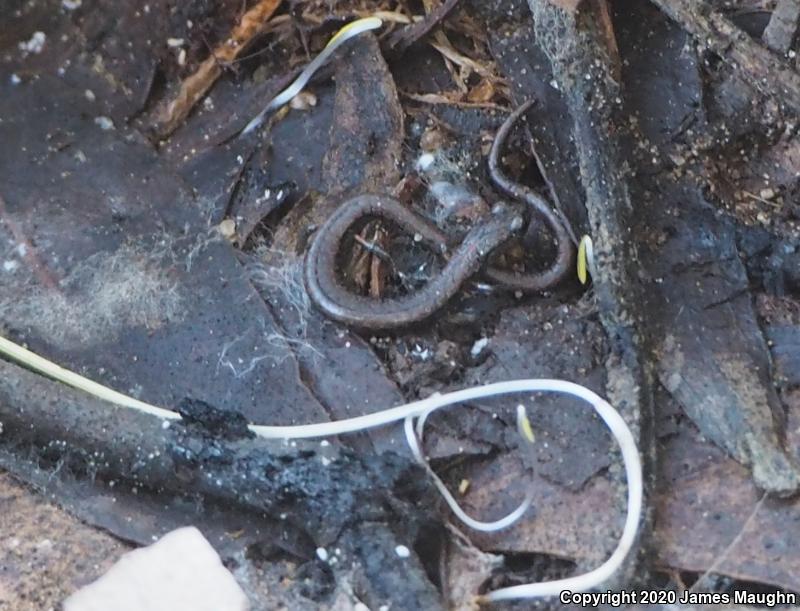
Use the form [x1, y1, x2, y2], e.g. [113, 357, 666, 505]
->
[616, 0, 800, 495]
[650, 0, 800, 115]
[63, 527, 249, 611]
[0, 358, 444, 609]
[526, 0, 656, 588]
[763, 0, 800, 55]
[320, 34, 404, 207]
[647, 183, 800, 495]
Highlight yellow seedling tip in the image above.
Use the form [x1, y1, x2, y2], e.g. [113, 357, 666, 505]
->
[325, 17, 383, 49]
[577, 235, 592, 285]
[516, 404, 535, 444]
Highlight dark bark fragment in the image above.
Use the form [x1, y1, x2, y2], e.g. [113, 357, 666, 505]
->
[763, 0, 800, 54]
[616, 0, 800, 495]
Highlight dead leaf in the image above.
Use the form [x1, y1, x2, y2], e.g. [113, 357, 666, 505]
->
[467, 78, 495, 104]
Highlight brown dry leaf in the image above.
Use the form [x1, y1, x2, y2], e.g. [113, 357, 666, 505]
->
[467, 77, 495, 104]
[653, 395, 800, 591]
[156, 0, 283, 136]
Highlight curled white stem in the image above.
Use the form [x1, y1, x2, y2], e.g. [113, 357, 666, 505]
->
[0, 333, 642, 602]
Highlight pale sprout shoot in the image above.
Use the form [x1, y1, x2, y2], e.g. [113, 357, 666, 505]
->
[241, 17, 383, 135]
[0, 331, 641, 603]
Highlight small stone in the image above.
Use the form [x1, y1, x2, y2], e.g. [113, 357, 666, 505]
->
[470, 337, 489, 358]
[394, 545, 410, 559]
[289, 91, 317, 110]
[759, 188, 776, 201]
[217, 219, 236, 241]
[63, 527, 248, 611]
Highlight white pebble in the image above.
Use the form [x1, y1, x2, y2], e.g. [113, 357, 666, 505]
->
[315, 547, 329, 562]
[394, 544, 410, 559]
[94, 116, 114, 130]
[470, 337, 489, 358]
[415, 153, 435, 172]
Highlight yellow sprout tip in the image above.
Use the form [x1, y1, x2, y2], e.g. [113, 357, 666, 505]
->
[516, 404, 535, 444]
[577, 235, 592, 285]
[325, 17, 383, 49]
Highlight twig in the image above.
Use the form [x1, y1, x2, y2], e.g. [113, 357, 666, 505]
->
[155, 0, 283, 137]
[386, 0, 461, 54]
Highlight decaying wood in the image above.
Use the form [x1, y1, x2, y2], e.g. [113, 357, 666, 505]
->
[155, 0, 283, 137]
[763, 0, 800, 55]
[650, 0, 800, 115]
[0, 358, 444, 608]
[527, 0, 656, 587]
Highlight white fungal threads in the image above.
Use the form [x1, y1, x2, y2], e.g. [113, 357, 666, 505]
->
[0, 334, 642, 603]
[241, 17, 383, 135]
